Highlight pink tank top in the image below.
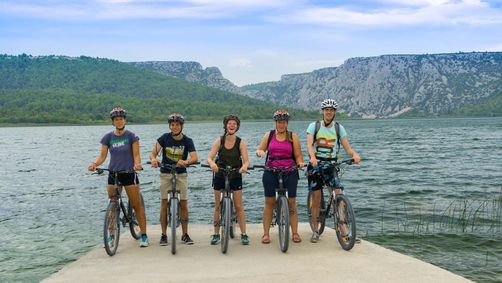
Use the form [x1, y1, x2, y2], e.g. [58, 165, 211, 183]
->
[266, 131, 296, 168]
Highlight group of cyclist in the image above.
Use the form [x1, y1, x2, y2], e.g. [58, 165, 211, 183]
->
[88, 98, 360, 249]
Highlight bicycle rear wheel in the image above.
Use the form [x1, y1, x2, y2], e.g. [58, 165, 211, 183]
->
[170, 198, 178, 255]
[277, 196, 290, 253]
[307, 191, 326, 235]
[334, 194, 356, 251]
[221, 197, 232, 254]
[104, 201, 120, 256]
[127, 193, 144, 240]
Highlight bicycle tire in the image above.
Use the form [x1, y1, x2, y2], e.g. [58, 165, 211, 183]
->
[334, 194, 356, 251]
[127, 193, 144, 240]
[229, 205, 236, 239]
[307, 191, 326, 235]
[104, 201, 120, 256]
[170, 198, 178, 255]
[277, 196, 290, 253]
[221, 197, 232, 254]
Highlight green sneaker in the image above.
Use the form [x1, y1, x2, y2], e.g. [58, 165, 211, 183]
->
[210, 234, 220, 245]
[241, 234, 249, 245]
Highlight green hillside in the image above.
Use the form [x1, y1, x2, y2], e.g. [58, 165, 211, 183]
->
[0, 54, 317, 124]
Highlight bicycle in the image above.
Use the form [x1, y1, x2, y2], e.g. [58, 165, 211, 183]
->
[202, 164, 251, 254]
[254, 165, 298, 253]
[307, 158, 357, 251]
[93, 168, 144, 256]
[148, 161, 197, 255]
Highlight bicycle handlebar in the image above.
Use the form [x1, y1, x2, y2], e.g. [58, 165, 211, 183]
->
[252, 164, 300, 172]
[200, 163, 253, 173]
[147, 161, 200, 171]
[92, 168, 141, 175]
[313, 158, 355, 166]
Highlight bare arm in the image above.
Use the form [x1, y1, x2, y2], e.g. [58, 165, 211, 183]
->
[255, 131, 271, 158]
[132, 140, 142, 171]
[207, 137, 221, 173]
[292, 132, 304, 168]
[239, 139, 250, 173]
[340, 137, 361, 164]
[88, 144, 108, 171]
[306, 134, 317, 166]
[149, 142, 162, 168]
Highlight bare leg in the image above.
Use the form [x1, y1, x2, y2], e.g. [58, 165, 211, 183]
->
[125, 185, 147, 234]
[233, 190, 246, 234]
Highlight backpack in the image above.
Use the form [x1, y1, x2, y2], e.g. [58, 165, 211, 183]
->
[265, 130, 295, 163]
[312, 120, 341, 155]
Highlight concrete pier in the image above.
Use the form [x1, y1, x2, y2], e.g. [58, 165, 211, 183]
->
[42, 223, 472, 283]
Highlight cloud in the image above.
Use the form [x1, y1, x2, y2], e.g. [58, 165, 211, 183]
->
[0, 0, 295, 21]
[228, 57, 252, 68]
[277, 0, 502, 26]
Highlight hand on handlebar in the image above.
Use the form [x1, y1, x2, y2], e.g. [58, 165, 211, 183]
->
[88, 162, 97, 171]
[256, 149, 266, 158]
[209, 162, 219, 173]
[239, 165, 249, 174]
[150, 159, 160, 168]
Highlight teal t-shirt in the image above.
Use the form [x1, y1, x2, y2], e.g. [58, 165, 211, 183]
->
[306, 121, 347, 159]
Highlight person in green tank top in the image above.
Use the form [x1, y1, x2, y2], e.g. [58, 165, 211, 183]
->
[207, 115, 251, 245]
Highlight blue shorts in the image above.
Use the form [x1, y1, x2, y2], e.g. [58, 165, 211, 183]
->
[262, 170, 299, 198]
[213, 174, 243, 191]
[107, 172, 139, 186]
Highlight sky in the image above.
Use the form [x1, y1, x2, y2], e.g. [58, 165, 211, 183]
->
[1, 0, 502, 86]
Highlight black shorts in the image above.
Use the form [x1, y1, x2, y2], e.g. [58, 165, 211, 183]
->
[262, 170, 299, 198]
[213, 175, 243, 191]
[107, 172, 139, 186]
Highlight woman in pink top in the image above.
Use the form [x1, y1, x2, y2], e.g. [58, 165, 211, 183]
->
[256, 109, 305, 244]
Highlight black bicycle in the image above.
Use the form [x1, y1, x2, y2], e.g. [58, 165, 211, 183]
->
[254, 165, 298, 252]
[307, 158, 356, 251]
[149, 161, 197, 255]
[93, 168, 144, 256]
[202, 164, 251, 254]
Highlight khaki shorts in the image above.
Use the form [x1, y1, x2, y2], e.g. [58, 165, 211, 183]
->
[160, 173, 188, 200]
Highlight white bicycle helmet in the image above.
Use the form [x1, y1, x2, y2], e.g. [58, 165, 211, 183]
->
[321, 99, 338, 110]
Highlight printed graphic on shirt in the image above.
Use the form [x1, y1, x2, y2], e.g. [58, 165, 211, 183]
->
[165, 146, 185, 161]
[110, 138, 129, 149]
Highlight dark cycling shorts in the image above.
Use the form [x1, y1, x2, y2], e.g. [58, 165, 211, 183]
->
[108, 172, 139, 186]
[213, 174, 243, 191]
[307, 164, 341, 191]
[262, 170, 299, 198]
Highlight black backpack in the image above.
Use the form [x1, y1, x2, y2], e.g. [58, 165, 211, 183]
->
[312, 120, 341, 155]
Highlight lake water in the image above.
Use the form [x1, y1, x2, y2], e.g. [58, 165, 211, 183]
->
[0, 118, 501, 282]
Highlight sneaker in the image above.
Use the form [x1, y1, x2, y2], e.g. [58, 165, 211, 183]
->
[310, 231, 320, 243]
[210, 234, 220, 245]
[181, 233, 194, 245]
[159, 234, 168, 246]
[241, 234, 249, 245]
[140, 234, 149, 247]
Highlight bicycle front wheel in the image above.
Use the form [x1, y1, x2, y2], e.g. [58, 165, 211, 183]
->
[307, 191, 326, 235]
[221, 197, 232, 254]
[127, 193, 144, 240]
[277, 196, 290, 253]
[170, 198, 178, 255]
[334, 194, 356, 251]
[104, 201, 120, 256]
[229, 205, 236, 239]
